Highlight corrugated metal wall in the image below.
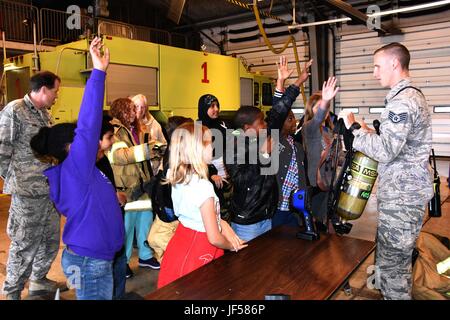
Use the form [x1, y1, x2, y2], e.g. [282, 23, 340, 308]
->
[201, 15, 310, 111]
[335, 20, 450, 156]
[201, 12, 450, 156]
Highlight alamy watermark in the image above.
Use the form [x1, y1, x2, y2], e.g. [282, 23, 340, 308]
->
[181, 121, 280, 175]
[65, 264, 81, 290]
[65, 4, 382, 34]
[66, 5, 94, 30]
[366, 265, 381, 290]
[366, 5, 381, 31]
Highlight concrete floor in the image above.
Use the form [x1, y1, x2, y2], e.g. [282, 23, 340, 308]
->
[330, 160, 450, 300]
[0, 161, 449, 300]
[0, 187, 159, 300]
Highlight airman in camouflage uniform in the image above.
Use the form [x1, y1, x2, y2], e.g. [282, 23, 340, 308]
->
[343, 43, 433, 300]
[0, 72, 61, 300]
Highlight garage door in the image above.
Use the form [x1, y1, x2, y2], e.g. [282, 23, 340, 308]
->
[335, 20, 450, 156]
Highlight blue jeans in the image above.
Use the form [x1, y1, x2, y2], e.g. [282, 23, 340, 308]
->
[231, 218, 272, 242]
[124, 210, 154, 262]
[272, 209, 300, 228]
[61, 248, 113, 300]
[112, 249, 127, 300]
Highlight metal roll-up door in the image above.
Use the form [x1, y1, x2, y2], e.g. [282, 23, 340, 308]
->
[201, 16, 311, 112]
[335, 21, 450, 156]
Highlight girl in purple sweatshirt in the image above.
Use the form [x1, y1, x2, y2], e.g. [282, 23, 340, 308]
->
[30, 37, 124, 300]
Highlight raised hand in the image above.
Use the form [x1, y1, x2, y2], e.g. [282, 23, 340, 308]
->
[321, 76, 339, 102]
[90, 36, 110, 72]
[294, 59, 313, 86]
[276, 56, 294, 82]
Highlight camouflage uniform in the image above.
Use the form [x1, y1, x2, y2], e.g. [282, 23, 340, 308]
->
[0, 95, 60, 296]
[352, 78, 433, 300]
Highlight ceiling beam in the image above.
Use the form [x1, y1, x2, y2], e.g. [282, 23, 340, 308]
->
[172, 4, 289, 32]
[167, 0, 186, 24]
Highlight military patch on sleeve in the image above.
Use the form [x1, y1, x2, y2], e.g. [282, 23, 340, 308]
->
[388, 111, 408, 124]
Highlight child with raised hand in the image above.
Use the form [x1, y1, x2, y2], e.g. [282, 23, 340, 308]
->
[302, 77, 340, 225]
[273, 56, 339, 227]
[225, 57, 313, 242]
[30, 37, 124, 300]
[157, 122, 247, 289]
[271, 56, 310, 227]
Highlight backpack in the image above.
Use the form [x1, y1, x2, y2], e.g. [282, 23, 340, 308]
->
[316, 129, 336, 191]
[147, 169, 177, 223]
[315, 115, 344, 192]
[141, 132, 176, 223]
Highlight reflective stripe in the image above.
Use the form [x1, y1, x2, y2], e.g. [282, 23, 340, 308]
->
[437, 257, 450, 275]
[106, 151, 114, 164]
[133, 144, 148, 162]
[124, 199, 152, 211]
[107, 141, 128, 164]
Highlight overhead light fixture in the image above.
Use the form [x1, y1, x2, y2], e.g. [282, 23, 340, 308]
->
[288, 17, 351, 29]
[369, 0, 450, 17]
[288, 0, 450, 30]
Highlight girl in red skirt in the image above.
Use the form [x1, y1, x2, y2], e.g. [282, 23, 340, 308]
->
[157, 122, 247, 288]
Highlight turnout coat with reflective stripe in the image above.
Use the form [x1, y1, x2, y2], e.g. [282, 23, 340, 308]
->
[107, 118, 155, 202]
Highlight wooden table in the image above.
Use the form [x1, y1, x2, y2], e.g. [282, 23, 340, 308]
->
[146, 225, 375, 300]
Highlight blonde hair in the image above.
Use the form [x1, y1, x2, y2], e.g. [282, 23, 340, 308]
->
[166, 122, 211, 185]
[131, 94, 152, 125]
[304, 91, 334, 132]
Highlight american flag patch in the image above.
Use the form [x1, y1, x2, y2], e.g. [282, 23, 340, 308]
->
[388, 111, 408, 124]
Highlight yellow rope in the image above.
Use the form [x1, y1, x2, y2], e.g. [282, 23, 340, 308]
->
[251, 0, 307, 106]
[224, 0, 287, 23]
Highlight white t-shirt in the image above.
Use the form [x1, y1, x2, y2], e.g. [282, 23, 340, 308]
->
[171, 174, 220, 232]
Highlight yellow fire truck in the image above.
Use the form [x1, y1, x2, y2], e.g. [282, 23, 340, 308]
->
[1, 36, 274, 124]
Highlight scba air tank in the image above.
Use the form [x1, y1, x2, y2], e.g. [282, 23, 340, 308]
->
[336, 152, 378, 220]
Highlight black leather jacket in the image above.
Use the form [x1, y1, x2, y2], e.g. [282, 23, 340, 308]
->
[226, 85, 301, 225]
